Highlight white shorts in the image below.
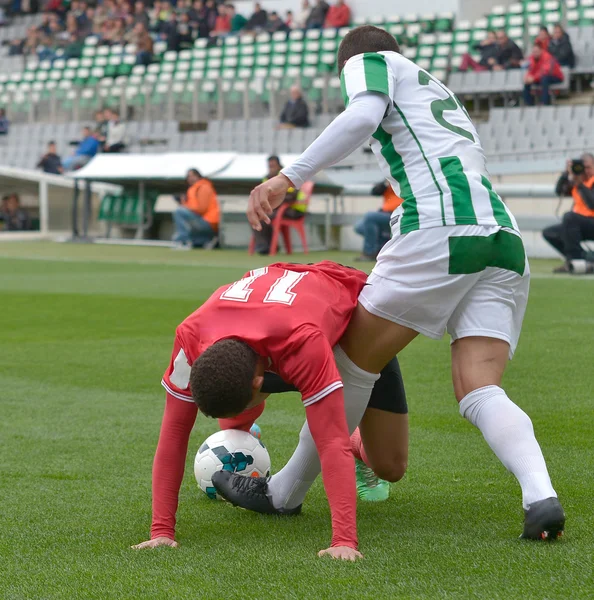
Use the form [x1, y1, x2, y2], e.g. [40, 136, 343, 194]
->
[359, 225, 530, 358]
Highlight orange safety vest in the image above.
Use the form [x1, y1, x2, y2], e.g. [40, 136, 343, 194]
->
[382, 186, 403, 213]
[572, 176, 594, 218]
[184, 179, 220, 230]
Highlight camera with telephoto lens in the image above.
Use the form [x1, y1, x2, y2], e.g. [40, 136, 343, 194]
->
[571, 159, 585, 175]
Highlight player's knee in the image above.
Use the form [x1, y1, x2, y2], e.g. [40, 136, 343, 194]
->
[374, 459, 407, 483]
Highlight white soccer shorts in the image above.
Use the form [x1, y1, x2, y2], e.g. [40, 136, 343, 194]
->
[359, 225, 530, 358]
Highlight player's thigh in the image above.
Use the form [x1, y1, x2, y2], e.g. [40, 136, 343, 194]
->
[449, 264, 530, 400]
[359, 408, 409, 482]
[351, 228, 481, 373]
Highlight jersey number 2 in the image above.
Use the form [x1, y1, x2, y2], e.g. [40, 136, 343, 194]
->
[220, 267, 308, 306]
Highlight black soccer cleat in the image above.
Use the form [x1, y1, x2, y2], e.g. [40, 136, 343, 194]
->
[211, 471, 302, 516]
[521, 497, 565, 541]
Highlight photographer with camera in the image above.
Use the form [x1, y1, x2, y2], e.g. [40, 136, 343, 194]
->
[543, 153, 594, 274]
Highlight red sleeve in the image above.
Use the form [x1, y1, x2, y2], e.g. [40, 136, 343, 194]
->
[150, 393, 198, 540]
[306, 388, 358, 549]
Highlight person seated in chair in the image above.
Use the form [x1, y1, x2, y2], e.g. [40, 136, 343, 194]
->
[252, 155, 306, 255]
[354, 181, 402, 262]
[523, 43, 564, 106]
[172, 169, 220, 250]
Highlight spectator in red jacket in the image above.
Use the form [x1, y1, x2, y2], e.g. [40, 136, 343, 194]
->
[535, 26, 551, 51]
[523, 43, 564, 106]
[211, 4, 231, 37]
[324, 0, 350, 29]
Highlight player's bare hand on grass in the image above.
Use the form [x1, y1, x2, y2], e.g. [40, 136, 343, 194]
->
[131, 537, 178, 550]
[247, 174, 292, 230]
[318, 546, 363, 561]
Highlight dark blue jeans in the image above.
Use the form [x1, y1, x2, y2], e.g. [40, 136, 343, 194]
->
[173, 207, 215, 247]
[523, 75, 563, 106]
[354, 210, 391, 257]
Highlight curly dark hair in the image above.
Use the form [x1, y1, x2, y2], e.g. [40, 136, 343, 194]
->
[190, 339, 259, 418]
[337, 25, 400, 75]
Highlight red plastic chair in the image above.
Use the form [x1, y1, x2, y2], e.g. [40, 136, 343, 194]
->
[248, 181, 314, 256]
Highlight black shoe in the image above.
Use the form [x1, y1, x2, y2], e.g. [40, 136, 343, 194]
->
[211, 471, 302, 516]
[521, 497, 565, 540]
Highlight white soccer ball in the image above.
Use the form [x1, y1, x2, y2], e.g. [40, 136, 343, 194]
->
[194, 429, 271, 500]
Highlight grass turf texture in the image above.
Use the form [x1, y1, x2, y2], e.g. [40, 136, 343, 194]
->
[1, 242, 593, 600]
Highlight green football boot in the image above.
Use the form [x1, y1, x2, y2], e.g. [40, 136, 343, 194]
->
[355, 459, 390, 502]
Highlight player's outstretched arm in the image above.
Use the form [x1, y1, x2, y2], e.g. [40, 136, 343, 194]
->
[247, 92, 389, 230]
[305, 389, 362, 561]
[132, 393, 198, 549]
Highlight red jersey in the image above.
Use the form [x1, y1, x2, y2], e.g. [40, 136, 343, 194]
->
[152, 261, 367, 547]
[162, 261, 366, 407]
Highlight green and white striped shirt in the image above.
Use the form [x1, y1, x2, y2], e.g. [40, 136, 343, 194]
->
[340, 51, 518, 236]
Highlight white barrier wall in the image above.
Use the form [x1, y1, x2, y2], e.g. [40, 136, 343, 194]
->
[233, 0, 460, 20]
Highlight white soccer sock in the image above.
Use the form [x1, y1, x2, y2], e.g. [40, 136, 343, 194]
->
[459, 385, 557, 508]
[268, 345, 379, 510]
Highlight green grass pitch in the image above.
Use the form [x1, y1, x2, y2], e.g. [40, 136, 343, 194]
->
[1, 242, 593, 599]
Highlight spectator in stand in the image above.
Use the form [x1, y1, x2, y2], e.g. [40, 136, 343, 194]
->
[36, 141, 63, 175]
[266, 11, 289, 34]
[203, 0, 218, 35]
[543, 155, 594, 274]
[160, 12, 180, 51]
[279, 85, 310, 128]
[62, 126, 100, 171]
[523, 43, 564, 106]
[173, 169, 220, 250]
[459, 30, 499, 72]
[252, 156, 306, 255]
[549, 23, 575, 68]
[95, 109, 108, 149]
[354, 181, 402, 262]
[245, 2, 268, 32]
[295, 0, 311, 29]
[133, 1, 150, 30]
[211, 4, 231, 37]
[64, 32, 84, 59]
[286, 10, 294, 28]
[80, 7, 96, 37]
[93, 4, 109, 34]
[305, 0, 328, 29]
[491, 29, 523, 70]
[324, 0, 350, 29]
[0, 108, 8, 136]
[228, 4, 247, 33]
[104, 109, 127, 153]
[177, 13, 195, 47]
[535, 25, 551, 50]
[0, 194, 31, 232]
[133, 22, 154, 65]
[189, 0, 215, 38]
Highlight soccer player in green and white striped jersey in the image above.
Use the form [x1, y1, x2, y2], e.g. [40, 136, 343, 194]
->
[246, 25, 564, 550]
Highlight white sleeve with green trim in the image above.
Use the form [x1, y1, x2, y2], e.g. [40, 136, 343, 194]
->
[281, 92, 389, 189]
[340, 52, 395, 110]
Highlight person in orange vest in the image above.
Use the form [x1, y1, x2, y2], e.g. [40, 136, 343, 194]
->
[543, 154, 594, 273]
[173, 168, 220, 249]
[354, 181, 403, 262]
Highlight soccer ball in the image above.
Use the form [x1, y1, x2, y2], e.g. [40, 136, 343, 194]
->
[194, 429, 271, 500]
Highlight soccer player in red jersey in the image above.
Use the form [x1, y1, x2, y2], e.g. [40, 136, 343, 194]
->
[132, 261, 408, 560]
